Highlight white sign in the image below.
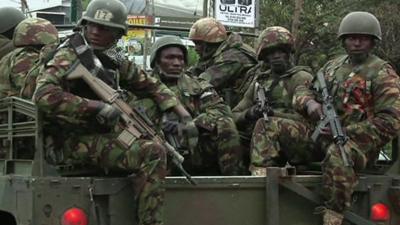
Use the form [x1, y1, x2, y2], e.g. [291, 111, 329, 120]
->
[215, 0, 255, 28]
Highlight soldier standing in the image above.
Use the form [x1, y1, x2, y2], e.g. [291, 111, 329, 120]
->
[0, 7, 25, 60]
[188, 17, 257, 108]
[0, 18, 59, 99]
[137, 36, 245, 175]
[33, 1, 193, 225]
[293, 12, 400, 225]
[235, 26, 314, 175]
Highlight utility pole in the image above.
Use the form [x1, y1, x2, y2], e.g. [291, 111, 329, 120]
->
[71, 0, 77, 23]
[291, 0, 304, 48]
[20, 0, 30, 16]
[71, 0, 83, 24]
[203, 0, 208, 17]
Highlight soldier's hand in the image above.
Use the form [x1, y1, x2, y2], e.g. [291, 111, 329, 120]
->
[181, 116, 199, 151]
[245, 105, 264, 120]
[96, 102, 121, 127]
[306, 99, 323, 120]
[162, 120, 180, 134]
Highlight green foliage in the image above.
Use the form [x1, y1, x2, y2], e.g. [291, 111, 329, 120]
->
[82, 0, 92, 10]
[187, 47, 199, 67]
[257, 0, 400, 72]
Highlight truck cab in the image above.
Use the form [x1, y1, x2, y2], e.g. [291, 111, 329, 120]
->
[0, 97, 399, 225]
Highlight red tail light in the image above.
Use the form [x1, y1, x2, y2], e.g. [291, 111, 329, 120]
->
[61, 207, 88, 225]
[371, 203, 390, 221]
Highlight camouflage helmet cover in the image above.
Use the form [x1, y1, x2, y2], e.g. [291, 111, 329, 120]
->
[256, 26, 294, 60]
[13, 18, 59, 47]
[80, 0, 128, 34]
[0, 7, 25, 34]
[338, 11, 382, 40]
[150, 35, 188, 68]
[189, 17, 227, 43]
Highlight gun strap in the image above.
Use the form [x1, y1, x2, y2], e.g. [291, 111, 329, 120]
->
[69, 33, 118, 89]
[69, 33, 97, 71]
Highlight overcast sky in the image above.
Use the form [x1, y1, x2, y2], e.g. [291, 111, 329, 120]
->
[0, 0, 62, 11]
[0, 0, 203, 14]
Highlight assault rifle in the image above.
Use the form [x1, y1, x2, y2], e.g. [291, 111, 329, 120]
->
[310, 71, 352, 167]
[254, 82, 271, 121]
[67, 61, 196, 185]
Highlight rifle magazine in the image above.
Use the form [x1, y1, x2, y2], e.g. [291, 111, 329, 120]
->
[117, 129, 137, 149]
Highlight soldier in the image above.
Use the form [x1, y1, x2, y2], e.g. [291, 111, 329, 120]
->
[188, 17, 257, 108]
[293, 12, 400, 225]
[0, 17, 59, 99]
[234, 26, 315, 175]
[0, 7, 25, 60]
[33, 1, 193, 225]
[137, 35, 244, 175]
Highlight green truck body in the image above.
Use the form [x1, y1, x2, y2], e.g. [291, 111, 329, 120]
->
[0, 97, 399, 225]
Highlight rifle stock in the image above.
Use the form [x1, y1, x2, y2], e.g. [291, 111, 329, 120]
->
[67, 61, 196, 185]
[311, 71, 351, 167]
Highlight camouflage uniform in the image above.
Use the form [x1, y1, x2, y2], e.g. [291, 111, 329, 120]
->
[235, 66, 315, 164]
[188, 17, 257, 108]
[158, 72, 243, 175]
[0, 18, 59, 99]
[0, 7, 25, 60]
[136, 36, 244, 175]
[231, 27, 314, 173]
[33, 1, 178, 225]
[293, 12, 400, 220]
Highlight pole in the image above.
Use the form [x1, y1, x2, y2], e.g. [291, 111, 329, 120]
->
[71, 0, 77, 23]
[203, 0, 208, 17]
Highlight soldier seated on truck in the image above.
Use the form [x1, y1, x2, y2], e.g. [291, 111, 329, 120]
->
[188, 17, 257, 108]
[234, 26, 315, 175]
[0, 18, 59, 100]
[132, 35, 246, 176]
[0, 18, 59, 159]
[251, 12, 400, 225]
[32, 0, 195, 225]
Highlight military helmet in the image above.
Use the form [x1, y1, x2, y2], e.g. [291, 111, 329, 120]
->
[0, 7, 25, 34]
[338, 11, 381, 40]
[150, 36, 188, 68]
[189, 17, 227, 43]
[256, 26, 294, 60]
[80, 0, 128, 34]
[13, 18, 59, 47]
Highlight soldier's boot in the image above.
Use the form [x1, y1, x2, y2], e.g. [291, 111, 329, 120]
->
[249, 165, 267, 176]
[323, 209, 344, 225]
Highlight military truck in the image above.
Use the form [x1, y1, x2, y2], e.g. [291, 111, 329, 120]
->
[0, 95, 399, 225]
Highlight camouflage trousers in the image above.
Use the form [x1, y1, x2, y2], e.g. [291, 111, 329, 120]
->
[132, 97, 245, 175]
[192, 113, 245, 175]
[322, 139, 367, 212]
[63, 133, 167, 225]
[250, 117, 318, 167]
[251, 117, 368, 212]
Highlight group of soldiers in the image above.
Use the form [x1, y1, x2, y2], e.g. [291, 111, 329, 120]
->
[0, 0, 399, 225]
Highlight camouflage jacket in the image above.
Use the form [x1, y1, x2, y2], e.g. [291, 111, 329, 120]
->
[190, 33, 257, 107]
[134, 69, 234, 133]
[33, 32, 178, 132]
[155, 70, 233, 120]
[233, 65, 313, 128]
[0, 47, 41, 98]
[293, 54, 400, 153]
[0, 35, 14, 61]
